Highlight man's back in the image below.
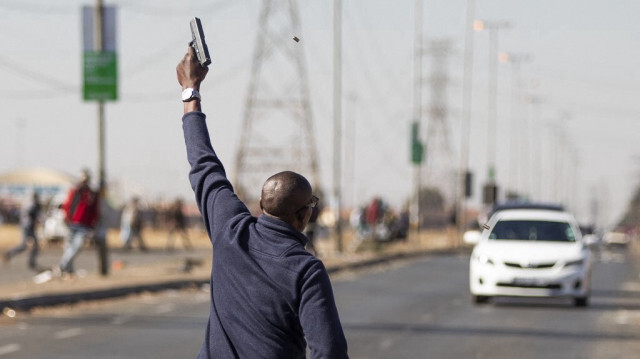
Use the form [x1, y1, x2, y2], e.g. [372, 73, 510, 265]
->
[199, 213, 320, 358]
[182, 112, 348, 359]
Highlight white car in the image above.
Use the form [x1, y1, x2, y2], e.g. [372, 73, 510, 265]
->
[468, 208, 594, 307]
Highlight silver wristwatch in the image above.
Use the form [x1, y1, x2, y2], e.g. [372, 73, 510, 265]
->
[181, 88, 201, 102]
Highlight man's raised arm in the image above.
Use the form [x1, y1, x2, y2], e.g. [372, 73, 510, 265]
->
[176, 47, 248, 239]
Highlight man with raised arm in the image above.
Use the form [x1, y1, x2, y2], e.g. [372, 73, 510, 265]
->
[176, 46, 349, 359]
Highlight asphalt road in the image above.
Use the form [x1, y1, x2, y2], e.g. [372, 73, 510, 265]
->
[1, 247, 639, 358]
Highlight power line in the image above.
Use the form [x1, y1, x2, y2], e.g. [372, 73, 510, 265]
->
[0, 55, 77, 93]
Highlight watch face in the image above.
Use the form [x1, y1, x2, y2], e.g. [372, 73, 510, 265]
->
[182, 89, 194, 101]
[181, 88, 200, 102]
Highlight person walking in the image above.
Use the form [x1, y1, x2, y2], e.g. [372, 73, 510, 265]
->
[3, 192, 42, 270]
[56, 169, 99, 276]
[176, 46, 348, 359]
[165, 198, 192, 251]
[120, 196, 147, 251]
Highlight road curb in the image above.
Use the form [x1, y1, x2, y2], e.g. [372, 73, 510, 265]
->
[0, 247, 470, 312]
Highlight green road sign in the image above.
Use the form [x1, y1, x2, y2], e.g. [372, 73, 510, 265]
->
[83, 51, 118, 101]
[411, 121, 424, 164]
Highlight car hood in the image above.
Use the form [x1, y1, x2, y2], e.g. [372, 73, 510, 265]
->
[475, 240, 585, 264]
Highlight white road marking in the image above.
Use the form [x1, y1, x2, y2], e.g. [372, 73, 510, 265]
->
[622, 281, 640, 292]
[379, 339, 393, 350]
[112, 316, 130, 325]
[0, 344, 21, 356]
[155, 304, 175, 314]
[615, 310, 630, 325]
[614, 309, 640, 327]
[193, 292, 210, 303]
[599, 252, 625, 264]
[54, 328, 83, 340]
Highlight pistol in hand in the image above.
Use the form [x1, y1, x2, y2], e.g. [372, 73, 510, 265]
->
[190, 17, 212, 68]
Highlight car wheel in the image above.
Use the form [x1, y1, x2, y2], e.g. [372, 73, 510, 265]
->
[573, 296, 589, 307]
[472, 295, 490, 304]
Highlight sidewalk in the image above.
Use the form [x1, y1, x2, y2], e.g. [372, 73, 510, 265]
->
[0, 226, 464, 313]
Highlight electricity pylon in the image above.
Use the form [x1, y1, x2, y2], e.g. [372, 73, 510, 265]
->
[234, 0, 319, 203]
[423, 39, 456, 206]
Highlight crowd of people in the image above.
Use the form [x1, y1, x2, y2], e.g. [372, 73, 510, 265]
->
[350, 197, 410, 243]
[2, 175, 416, 276]
[1, 170, 197, 277]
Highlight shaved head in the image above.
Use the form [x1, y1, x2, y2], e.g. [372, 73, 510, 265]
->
[260, 171, 313, 218]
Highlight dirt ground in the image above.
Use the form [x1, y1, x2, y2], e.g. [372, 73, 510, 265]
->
[0, 224, 462, 255]
[0, 225, 212, 251]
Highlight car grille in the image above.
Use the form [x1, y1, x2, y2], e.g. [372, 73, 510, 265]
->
[503, 261, 556, 269]
[497, 282, 562, 290]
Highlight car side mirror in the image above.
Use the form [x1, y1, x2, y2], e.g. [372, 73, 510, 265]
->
[463, 230, 482, 245]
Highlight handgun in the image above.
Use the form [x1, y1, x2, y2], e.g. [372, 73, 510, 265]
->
[190, 17, 211, 68]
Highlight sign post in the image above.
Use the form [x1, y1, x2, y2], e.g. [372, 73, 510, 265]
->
[82, 1, 116, 276]
[410, 121, 425, 233]
[82, 3, 117, 188]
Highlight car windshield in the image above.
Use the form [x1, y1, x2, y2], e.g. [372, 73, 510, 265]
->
[488, 220, 576, 242]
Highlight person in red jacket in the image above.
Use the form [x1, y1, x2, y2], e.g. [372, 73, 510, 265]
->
[57, 169, 99, 275]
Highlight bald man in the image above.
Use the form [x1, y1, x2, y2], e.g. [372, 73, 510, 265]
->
[177, 47, 349, 359]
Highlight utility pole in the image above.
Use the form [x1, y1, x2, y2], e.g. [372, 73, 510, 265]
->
[92, 0, 110, 276]
[549, 112, 570, 204]
[526, 94, 543, 200]
[501, 52, 532, 197]
[345, 93, 358, 209]
[456, 0, 475, 243]
[411, 0, 424, 234]
[486, 21, 510, 184]
[95, 0, 106, 189]
[333, 0, 343, 252]
[474, 20, 511, 205]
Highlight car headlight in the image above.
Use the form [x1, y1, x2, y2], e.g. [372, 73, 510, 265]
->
[474, 254, 494, 265]
[564, 259, 584, 268]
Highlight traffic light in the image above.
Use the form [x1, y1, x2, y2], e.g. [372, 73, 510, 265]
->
[465, 171, 473, 198]
[482, 183, 498, 205]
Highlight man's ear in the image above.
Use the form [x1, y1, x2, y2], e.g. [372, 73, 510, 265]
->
[259, 197, 263, 211]
[295, 206, 311, 225]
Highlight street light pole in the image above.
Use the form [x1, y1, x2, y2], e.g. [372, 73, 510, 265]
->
[474, 20, 510, 205]
[456, 0, 475, 243]
[333, 0, 343, 253]
[526, 94, 543, 200]
[412, 0, 423, 235]
[500, 52, 532, 197]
